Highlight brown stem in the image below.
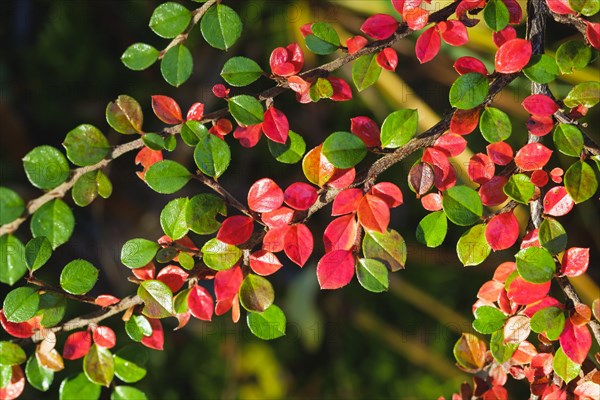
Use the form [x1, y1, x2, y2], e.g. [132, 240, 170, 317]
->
[27, 277, 97, 305]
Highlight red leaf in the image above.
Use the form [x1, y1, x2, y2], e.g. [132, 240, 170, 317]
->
[357, 194, 390, 233]
[434, 133, 467, 157]
[512, 341, 537, 365]
[526, 115, 554, 137]
[283, 224, 313, 267]
[376, 48, 399, 71]
[323, 215, 358, 253]
[328, 77, 353, 102]
[392, 0, 424, 14]
[415, 26, 441, 64]
[521, 229, 541, 249]
[249, 250, 282, 276]
[141, 318, 164, 350]
[215, 265, 243, 303]
[453, 56, 488, 76]
[559, 319, 591, 364]
[531, 170, 549, 187]
[477, 280, 504, 302]
[211, 118, 232, 137]
[156, 265, 189, 292]
[421, 192, 443, 211]
[492, 262, 514, 282]
[174, 311, 191, 331]
[186, 102, 204, 121]
[212, 84, 230, 98]
[543, 186, 574, 217]
[270, 43, 304, 77]
[498, 288, 519, 315]
[0, 365, 24, 400]
[492, 26, 517, 48]
[284, 182, 318, 211]
[317, 250, 355, 289]
[327, 167, 356, 189]
[248, 178, 284, 213]
[261, 207, 294, 228]
[503, 0, 523, 23]
[561, 247, 589, 277]
[523, 296, 563, 318]
[63, 330, 92, 360]
[371, 182, 403, 208]
[151, 95, 183, 124]
[233, 124, 263, 148]
[332, 188, 363, 216]
[347, 36, 368, 54]
[482, 386, 508, 400]
[437, 20, 468, 46]
[404, 8, 429, 31]
[450, 108, 481, 135]
[135, 147, 163, 180]
[486, 142, 513, 166]
[132, 262, 156, 281]
[468, 153, 495, 184]
[188, 285, 214, 321]
[288, 76, 311, 104]
[507, 276, 550, 305]
[514, 143, 552, 171]
[546, 0, 575, 14]
[93, 326, 116, 349]
[95, 294, 120, 308]
[263, 225, 289, 252]
[436, 164, 457, 191]
[300, 23, 312, 37]
[522, 95, 559, 117]
[479, 176, 508, 207]
[217, 215, 254, 245]
[495, 39, 532, 74]
[485, 212, 520, 251]
[550, 168, 563, 184]
[586, 21, 600, 50]
[351, 116, 381, 147]
[0, 310, 35, 338]
[422, 147, 451, 184]
[262, 106, 289, 144]
[361, 14, 399, 40]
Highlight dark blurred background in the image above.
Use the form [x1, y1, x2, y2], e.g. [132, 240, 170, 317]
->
[1, 0, 598, 399]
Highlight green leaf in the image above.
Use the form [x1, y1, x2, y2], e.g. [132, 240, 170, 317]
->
[72, 170, 111, 207]
[185, 194, 226, 235]
[564, 160, 598, 203]
[3, 287, 39, 323]
[84, 344, 114, 387]
[37, 293, 67, 327]
[228, 95, 264, 126]
[449, 73, 489, 110]
[305, 22, 340, 55]
[173, 288, 191, 314]
[362, 229, 407, 272]
[479, 107, 512, 143]
[539, 217, 568, 255]
[0, 187, 25, 225]
[523, 55, 560, 84]
[30, 199, 75, 249]
[60, 259, 99, 295]
[473, 306, 507, 334]
[442, 186, 483, 226]
[177, 251, 195, 270]
[160, 44, 193, 87]
[194, 134, 231, 178]
[106, 95, 143, 134]
[247, 304, 286, 340]
[181, 121, 209, 147]
[121, 43, 159, 71]
[503, 173, 535, 204]
[416, 211, 447, 248]
[201, 238, 242, 271]
[114, 345, 148, 383]
[0, 365, 12, 388]
[356, 258, 389, 293]
[0, 342, 26, 365]
[121, 238, 160, 269]
[25, 355, 54, 392]
[490, 330, 518, 363]
[221, 56, 263, 87]
[239, 274, 275, 312]
[456, 224, 491, 266]
[268, 130, 306, 164]
[144, 160, 191, 194]
[552, 347, 581, 383]
[149, 2, 191, 38]
[352, 53, 382, 91]
[380, 109, 418, 149]
[63, 124, 110, 166]
[321, 131, 367, 169]
[142, 133, 167, 151]
[112, 386, 149, 400]
[200, 4, 242, 50]
[25, 237, 52, 272]
[515, 246, 555, 283]
[309, 78, 334, 102]
[556, 40, 592, 74]
[23, 146, 70, 189]
[530, 307, 565, 340]
[553, 123, 584, 157]
[59, 373, 101, 400]
[564, 81, 600, 108]
[569, 0, 599, 16]
[0, 234, 27, 286]
[160, 198, 189, 240]
[125, 315, 152, 342]
[138, 280, 173, 318]
[483, 0, 509, 31]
